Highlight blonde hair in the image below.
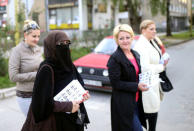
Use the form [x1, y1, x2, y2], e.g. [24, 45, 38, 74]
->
[140, 19, 155, 33]
[23, 19, 40, 34]
[113, 24, 134, 45]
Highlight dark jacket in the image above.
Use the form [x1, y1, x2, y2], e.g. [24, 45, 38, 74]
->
[107, 47, 146, 131]
[31, 59, 89, 131]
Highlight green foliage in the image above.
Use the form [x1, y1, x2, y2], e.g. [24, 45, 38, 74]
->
[71, 47, 92, 61]
[166, 31, 194, 39]
[71, 28, 112, 49]
[0, 24, 16, 52]
[119, 0, 125, 12]
[159, 30, 194, 46]
[17, 0, 26, 36]
[0, 51, 8, 76]
[160, 0, 166, 15]
[15, 0, 26, 45]
[150, 0, 166, 16]
[0, 74, 16, 89]
[111, 0, 118, 6]
[17, 1, 26, 24]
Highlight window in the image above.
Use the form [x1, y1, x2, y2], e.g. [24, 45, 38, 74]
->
[49, 6, 79, 29]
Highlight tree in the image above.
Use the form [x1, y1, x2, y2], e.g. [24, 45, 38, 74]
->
[14, 0, 26, 45]
[109, 0, 166, 33]
[110, 0, 142, 33]
[166, 0, 172, 36]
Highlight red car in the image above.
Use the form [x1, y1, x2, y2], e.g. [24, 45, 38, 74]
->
[73, 35, 140, 91]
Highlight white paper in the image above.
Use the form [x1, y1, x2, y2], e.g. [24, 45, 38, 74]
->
[139, 71, 159, 88]
[54, 80, 87, 102]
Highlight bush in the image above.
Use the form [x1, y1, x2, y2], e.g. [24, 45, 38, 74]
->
[0, 50, 8, 76]
[71, 47, 91, 61]
[0, 74, 16, 89]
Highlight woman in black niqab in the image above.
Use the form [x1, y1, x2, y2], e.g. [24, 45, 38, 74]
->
[30, 31, 90, 131]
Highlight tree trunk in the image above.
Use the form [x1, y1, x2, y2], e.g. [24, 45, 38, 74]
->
[127, 0, 141, 34]
[166, 0, 172, 36]
[129, 15, 141, 34]
[111, 5, 115, 29]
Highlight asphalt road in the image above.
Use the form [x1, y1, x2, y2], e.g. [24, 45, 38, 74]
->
[157, 40, 194, 131]
[0, 40, 194, 131]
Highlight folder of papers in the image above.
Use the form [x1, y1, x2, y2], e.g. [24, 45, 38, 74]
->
[139, 71, 159, 88]
[54, 80, 87, 102]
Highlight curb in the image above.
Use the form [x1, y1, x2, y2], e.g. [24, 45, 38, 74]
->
[0, 87, 16, 100]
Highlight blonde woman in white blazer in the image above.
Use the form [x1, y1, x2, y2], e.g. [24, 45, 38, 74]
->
[133, 20, 168, 131]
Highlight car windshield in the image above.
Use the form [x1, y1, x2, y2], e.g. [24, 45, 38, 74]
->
[94, 38, 117, 55]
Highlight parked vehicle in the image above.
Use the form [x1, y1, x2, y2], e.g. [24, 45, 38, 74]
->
[74, 35, 165, 91]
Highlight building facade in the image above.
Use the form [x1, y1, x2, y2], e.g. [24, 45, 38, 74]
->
[4, 0, 193, 36]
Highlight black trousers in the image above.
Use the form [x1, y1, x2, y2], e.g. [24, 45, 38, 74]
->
[145, 112, 158, 131]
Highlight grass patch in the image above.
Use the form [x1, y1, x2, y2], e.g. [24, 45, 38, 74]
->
[169, 31, 194, 39]
[161, 30, 194, 40]
[0, 74, 16, 89]
[159, 30, 194, 46]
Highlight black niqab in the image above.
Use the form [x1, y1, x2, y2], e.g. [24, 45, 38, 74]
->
[44, 31, 73, 72]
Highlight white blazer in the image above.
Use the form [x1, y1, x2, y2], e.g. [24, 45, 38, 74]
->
[133, 35, 164, 113]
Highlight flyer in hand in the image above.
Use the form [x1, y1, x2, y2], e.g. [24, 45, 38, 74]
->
[54, 80, 87, 102]
[139, 71, 159, 88]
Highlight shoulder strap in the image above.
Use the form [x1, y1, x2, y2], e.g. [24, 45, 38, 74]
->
[150, 40, 161, 59]
[38, 64, 54, 95]
[153, 39, 161, 50]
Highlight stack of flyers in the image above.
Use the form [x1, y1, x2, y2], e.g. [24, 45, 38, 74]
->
[54, 80, 87, 102]
[139, 71, 152, 88]
[139, 71, 159, 88]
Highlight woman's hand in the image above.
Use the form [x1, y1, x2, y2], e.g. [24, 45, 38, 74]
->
[138, 83, 149, 91]
[163, 59, 169, 67]
[82, 90, 90, 102]
[71, 101, 80, 113]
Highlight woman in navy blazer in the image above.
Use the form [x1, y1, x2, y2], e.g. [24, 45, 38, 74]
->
[107, 24, 148, 131]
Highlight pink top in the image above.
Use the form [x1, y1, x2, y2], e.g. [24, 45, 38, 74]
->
[128, 57, 139, 102]
[128, 57, 139, 78]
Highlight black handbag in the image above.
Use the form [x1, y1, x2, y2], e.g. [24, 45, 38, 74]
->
[159, 70, 173, 92]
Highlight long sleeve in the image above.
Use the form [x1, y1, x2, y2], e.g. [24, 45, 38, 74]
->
[32, 65, 72, 123]
[9, 48, 37, 82]
[107, 56, 138, 93]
